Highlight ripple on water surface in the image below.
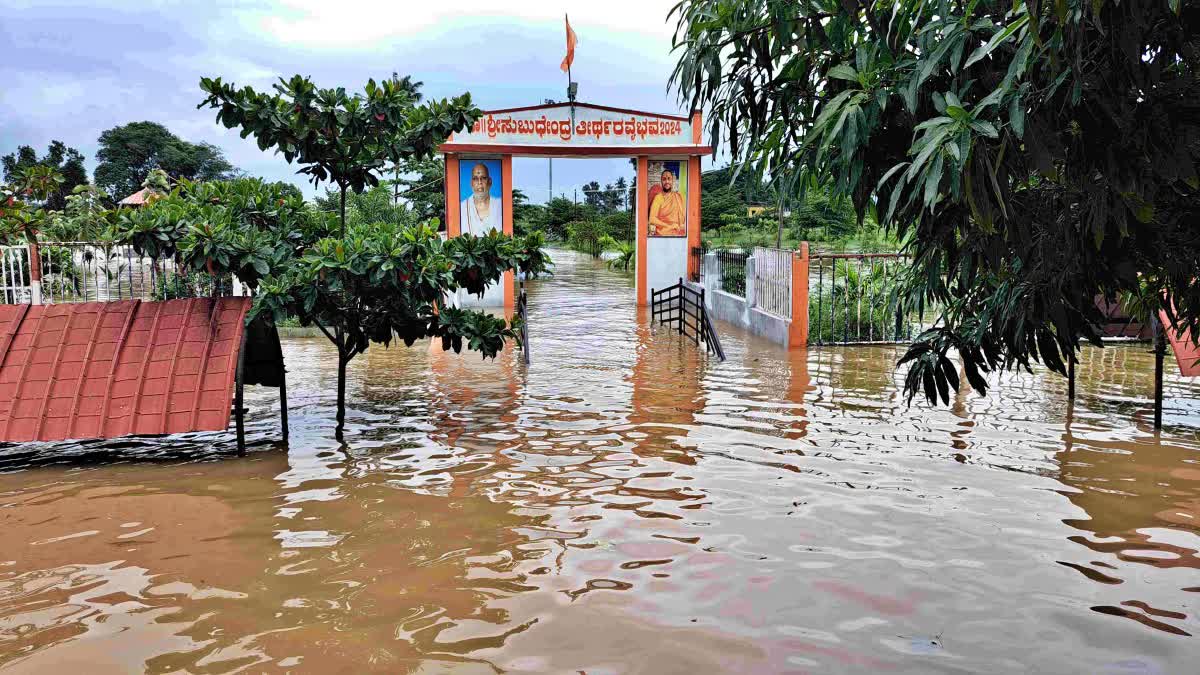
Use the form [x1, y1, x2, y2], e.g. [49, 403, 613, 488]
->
[1, 249, 1198, 673]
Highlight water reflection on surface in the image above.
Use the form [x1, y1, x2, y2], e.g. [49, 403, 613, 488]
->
[1, 250, 1197, 673]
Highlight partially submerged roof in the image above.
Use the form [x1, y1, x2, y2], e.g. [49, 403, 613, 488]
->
[0, 298, 253, 443]
[1159, 310, 1200, 377]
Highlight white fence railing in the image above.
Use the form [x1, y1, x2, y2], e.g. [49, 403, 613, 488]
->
[1, 245, 33, 304]
[0, 242, 245, 305]
[35, 242, 184, 303]
[752, 246, 792, 318]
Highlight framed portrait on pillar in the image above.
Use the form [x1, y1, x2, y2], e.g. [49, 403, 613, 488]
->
[458, 158, 503, 236]
[646, 159, 687, 237]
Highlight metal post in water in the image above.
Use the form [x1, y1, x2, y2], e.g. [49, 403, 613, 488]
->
[817, 259, 823, 345]
[1154, 325, 1165, 431]
[279, 366, 289, 442]
[1068, 353, 1076, 402]
[843, 257, 850, 344]
[234, 330, 248, 456]
[677, 277, 684, 336]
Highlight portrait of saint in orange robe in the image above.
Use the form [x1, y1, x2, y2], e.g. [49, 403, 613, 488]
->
[648, 169, 685, 236]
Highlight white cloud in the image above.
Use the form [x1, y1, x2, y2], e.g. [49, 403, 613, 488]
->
[247, 0, 680, 48]
[1, 0, 708, 200]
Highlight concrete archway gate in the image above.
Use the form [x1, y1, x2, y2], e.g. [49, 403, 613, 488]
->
[439, 101, 713, 310]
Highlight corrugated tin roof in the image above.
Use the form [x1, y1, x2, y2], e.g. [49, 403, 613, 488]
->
[0, 298, 252, 443]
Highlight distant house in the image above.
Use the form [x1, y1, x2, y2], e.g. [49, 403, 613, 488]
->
[118, 187, 155, 207]
[746, 205, 792, 218]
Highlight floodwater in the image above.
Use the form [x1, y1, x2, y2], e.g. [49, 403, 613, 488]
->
[1, 250, 1197, 673]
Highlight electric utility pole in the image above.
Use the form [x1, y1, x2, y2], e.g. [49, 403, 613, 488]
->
[544, 98, 556, 203]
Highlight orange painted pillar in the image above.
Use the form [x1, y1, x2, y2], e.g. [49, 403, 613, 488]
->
[444, 154, 460, 237]
[687, 155, 701, 280]
[789, 241, 810, 348]
[636, 156, 649, 306]
[502, 154, 514, 312]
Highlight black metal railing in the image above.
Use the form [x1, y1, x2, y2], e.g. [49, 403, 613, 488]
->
[715, 249, 748, 297]
[651, 277, 725, 361]
[689, 244, 707, 282]
[517, 287, 530, 365]
[808, 252, 934, 345]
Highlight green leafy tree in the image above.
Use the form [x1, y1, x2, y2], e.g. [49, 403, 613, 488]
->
[566, 219, 607, 258]
[671, 0, 1200, 404]
[538, 197, 593, 241]
[581, 180, 603, 210]
[199, 74, 475, 236]
[316, 183, 415, 228]
[44, 184, 115, 241]
[600, 211, 634, 243]
[196, 74, 548, 438]
[2, 141, 89, 210]
[394, 156, 446, 224]
[95, 121, 234, 199]
[0, 165, 69, 244]
[610, 177, 629, 212]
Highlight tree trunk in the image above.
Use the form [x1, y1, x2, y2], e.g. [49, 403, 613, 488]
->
[775, 193, 786, 249]
[335, 351, 348, 441]
[339, 184, 348, 238]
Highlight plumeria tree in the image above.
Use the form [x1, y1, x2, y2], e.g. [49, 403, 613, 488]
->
[199, 73, 473, 236]
[193, 74, 548, 438]
[0, 166, 65, 244]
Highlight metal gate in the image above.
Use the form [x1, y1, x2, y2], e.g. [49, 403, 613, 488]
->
[808, 252, 935, 345]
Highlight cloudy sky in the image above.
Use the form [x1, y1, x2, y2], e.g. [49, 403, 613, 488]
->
[1, 0, 720, 202]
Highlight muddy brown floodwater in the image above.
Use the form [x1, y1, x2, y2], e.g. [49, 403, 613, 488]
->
[1, 249, 1198, 673]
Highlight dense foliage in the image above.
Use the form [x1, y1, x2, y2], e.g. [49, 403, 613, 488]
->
[196, 74, 545, 438]
[671, 0, 1200, 404]
[2, 141, 88, 210]
[95, 121, 234, 199]
[198, 73, 476, 233]
[0, 165, 67, 244]
[315, 183, 416, 228]
[111, 175, 548, 438]
[393, 156, 446, 223]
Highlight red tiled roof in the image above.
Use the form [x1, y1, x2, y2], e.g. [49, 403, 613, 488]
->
[0, 298, 252, 443]
[119, 187, 154, 206]
[1159, 310, 1200, 377]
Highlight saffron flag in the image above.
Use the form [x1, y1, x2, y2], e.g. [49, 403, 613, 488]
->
[560, 15, 578, 72]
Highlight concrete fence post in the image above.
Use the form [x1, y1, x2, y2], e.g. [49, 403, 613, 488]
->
[744, 255, 757, 308]
[703, 252, 719, 298]
[26, 242, 43, 305]
[788, 242, 810, 348]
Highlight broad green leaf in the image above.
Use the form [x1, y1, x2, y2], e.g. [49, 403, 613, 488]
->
[1008, 96, 1025, 137]
[946, 105, 971, 122]
[964, 15, 1029, 69]
[828, 64, 859, 81]
[969, 120, 998, 138]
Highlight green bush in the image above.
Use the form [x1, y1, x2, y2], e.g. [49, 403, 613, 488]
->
[606, 240, 635, 272]
[721, 265, 746, 295]
[151, 270, 230, 300]
[600, 212, 634, 242]
[807, 259, 929, 342]
[566, 220, 606, 258]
